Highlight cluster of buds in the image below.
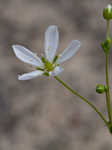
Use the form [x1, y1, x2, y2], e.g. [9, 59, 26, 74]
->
[101, 4, 112, 54]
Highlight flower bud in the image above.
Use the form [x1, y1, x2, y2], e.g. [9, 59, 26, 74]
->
[101, 36, 111, 53]
[103, 4, 112, 20]
[96, 84, 107, 94]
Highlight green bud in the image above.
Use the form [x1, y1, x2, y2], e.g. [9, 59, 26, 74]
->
[101, 36, 111, 53]
[96, 84, 107, 94]
[103, 4, 112, 20]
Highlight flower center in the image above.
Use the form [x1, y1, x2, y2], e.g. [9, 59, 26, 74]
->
[36, 56, 59, 76]
[44, 61, 54, 72]
[41, 57, 56, 72]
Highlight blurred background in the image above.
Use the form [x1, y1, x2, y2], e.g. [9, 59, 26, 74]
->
[0, 0, 112, 149]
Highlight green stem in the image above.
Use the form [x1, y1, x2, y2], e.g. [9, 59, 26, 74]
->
[54, 76, 108, 126]
[106, 20, 110, 37]
[105, 54, 112, 122]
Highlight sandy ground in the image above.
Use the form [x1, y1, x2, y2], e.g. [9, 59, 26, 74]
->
[0, 0, 112, 150]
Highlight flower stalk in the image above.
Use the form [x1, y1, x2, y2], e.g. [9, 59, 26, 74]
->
[106, 20, 110, 37]
[104, 19, 112, 123]
[105, 50, 112, 123]
[54, 76, 108, 126]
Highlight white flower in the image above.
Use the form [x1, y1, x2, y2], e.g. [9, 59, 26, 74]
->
[12, 25, 81, 80]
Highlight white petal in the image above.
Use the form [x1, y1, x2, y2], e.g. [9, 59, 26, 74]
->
[18, 70, 43, 80]
[12, 45, 43, 67]
[45, 25, 59, 62]
[56, 40, 81, 64]
[49, 66, 64, 76]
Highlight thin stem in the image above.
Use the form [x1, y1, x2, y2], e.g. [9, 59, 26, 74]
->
[105, 54, 112, 122]
[54, 76, 108, 126]
[106, 20, 110, 37]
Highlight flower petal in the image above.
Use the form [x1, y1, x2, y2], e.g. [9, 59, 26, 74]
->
[18, 70, 43, 80]
[56, 40, 81, 64]
[45, 25, 59, 62]
[49, 66, 64, 76]
[12, 45, 43, 67]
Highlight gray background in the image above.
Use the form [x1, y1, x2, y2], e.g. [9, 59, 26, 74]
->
[0, 0, 112, 150]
